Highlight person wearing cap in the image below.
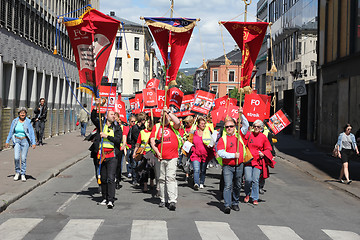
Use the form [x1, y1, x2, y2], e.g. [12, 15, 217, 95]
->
[5, 107, 36, 182]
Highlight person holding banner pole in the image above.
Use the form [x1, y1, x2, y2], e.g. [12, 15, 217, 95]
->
[150, 106, 181, 211]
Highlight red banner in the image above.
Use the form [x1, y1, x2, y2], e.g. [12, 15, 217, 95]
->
[225, 105, 240, 120]
[191, 90, 216, 116]
[221, 22, 269, 87]
[146, 78, 160, 89]
[266, 109, 292, 135]
[145, 89, 165, 118]
[99, 84, 116, 114]
[129, 97, 136, 114]
[243, 93, 271, 122]
[64, 9, 120, 88]
[144, 18, 198, 86]
[214, 95, 237, 110]
[167, 87, 184, 113]
[134, 92, 143, 114]
[115, 100, 127, 123]
[177, 93, 195, 117]
[143, 88, 158, 109]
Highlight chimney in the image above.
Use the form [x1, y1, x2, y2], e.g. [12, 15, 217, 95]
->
[110, 11, 115, 16]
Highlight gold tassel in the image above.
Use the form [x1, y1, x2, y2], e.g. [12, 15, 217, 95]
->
[127, 51, 131, 58]
[270, 63, 277, 73]
[225, 56, 232, 66]
[145, 52, 150, 61]
[239, 88, 245, 95]
[243, 86, 253, 94]
[53, 45, 57, 55]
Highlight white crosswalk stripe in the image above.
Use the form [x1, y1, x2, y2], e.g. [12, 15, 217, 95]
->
[322, 229, 360, 240]
[258, 225, 303, 240]
[1, 217, 360, 240]
[0, 218, 42, 240]
[195, 221, 239, 240]
[130, 220, 168, 240]
[53, 219, 104, 240]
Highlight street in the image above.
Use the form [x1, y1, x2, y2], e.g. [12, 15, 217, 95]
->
[0, 154, 359, 240]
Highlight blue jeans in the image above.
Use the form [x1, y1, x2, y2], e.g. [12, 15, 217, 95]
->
[244, 166, 261, 201]
[14, 137, 30, 175]
[192, 161, 207, 185]
[223, 164, 244, 207]
[80, 122, 87, 136]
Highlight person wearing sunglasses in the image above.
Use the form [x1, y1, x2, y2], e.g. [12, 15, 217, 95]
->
[217, 117, 246, 214]
[336, 123, 359, 184]
[244, 120, 275, 205]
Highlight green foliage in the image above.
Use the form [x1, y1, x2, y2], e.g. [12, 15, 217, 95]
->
[176, 71, 194, 94]
[229, 87, 244, 102]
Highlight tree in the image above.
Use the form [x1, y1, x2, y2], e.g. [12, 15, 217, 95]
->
[176, 71, 194, 94]
[229, 87, 245, 103]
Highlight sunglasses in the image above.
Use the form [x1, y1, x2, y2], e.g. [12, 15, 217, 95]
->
[253, 126, 261, 128]
[225, 125, 235, 129]
[130, 121, 136, 123]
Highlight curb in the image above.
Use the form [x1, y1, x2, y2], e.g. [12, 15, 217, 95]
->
[275, 148, 360, 200]
[0, 151, 89, 213]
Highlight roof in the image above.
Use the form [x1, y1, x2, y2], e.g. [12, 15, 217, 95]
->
[208, 48, 242, 66]
[108, 13, 143, 28]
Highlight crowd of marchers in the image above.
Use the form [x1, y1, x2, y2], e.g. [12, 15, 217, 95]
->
[87, 98, 278, 213]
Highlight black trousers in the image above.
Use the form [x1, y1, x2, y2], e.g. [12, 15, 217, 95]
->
[100, 157, 117, 202]
[115, 150, 124, 182]
[35, 120, 45, 143]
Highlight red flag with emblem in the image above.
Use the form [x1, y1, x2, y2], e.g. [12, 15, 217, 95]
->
[221, 22, 268, 87]
[115, 100, 127, 123]
[64, 8, 120, 89]
[146, 78, 160, 89]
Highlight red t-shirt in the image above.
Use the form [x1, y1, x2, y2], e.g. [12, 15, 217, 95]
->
[150, 124, 179, 160]
[217, 134, 244, 166]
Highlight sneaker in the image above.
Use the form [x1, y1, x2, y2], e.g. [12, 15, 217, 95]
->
[194, 184, 199, 190]
[253, 200, 258, 205]
[232, 205, 240, 211]
[244, 195, 250, 203]
[99, 199, 107, 206]
[168, 202, 176, 211]
[346, 180, 352, 185]
[14, 173, 20, 181]
[259, 188, 265, 195]
[107, 201, 114, 209]
[127, 173, 132, 178]
[199, 184, 204, 189]
[159, 202, 166, 208]
[224, 207, 231, 214]
[21, 175, 26, 182]
[338, 178, 345, 183]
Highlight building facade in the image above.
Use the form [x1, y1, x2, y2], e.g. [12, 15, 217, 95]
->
[207, 48, 242, 98]
[318, 0, 360, 146]
[0, 0, 99, 149]
[106, 12, 156, 101]
[263, 0, 318, 140]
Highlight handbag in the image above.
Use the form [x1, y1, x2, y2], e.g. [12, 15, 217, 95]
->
[243, 133, 254, 163]
[134, 146, 145, 162]
[332, 144, 339, 158]
[76, 120, 79, 126]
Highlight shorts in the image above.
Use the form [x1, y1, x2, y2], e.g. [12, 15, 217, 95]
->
[340, 149, 353, 163]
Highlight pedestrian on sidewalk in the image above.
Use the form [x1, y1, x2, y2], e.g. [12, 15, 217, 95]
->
[33, 98, 47, 145]
[78, 104, 89, 137]
[5, 107, 36, 182]
[336, 123, 359, 184]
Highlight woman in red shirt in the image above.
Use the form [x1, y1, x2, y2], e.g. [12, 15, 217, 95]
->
[244, 119, 275, 205]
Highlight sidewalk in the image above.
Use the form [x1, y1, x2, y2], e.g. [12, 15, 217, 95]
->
[0, 130, 92, 212]
[275, 134, 360, 200]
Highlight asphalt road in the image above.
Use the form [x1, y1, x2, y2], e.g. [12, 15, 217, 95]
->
[0, 156, 359, 240]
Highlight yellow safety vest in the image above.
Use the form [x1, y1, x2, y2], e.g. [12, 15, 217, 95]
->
[216, 132, 246, 166]
[102, 124, 115, 149]
[202, 123, 214, 146]
[140, 130, 152, 152]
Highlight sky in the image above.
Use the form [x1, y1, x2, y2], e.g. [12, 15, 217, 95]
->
[99, 0, 258, 69]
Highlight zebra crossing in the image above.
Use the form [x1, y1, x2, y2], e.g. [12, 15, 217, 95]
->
[0, 218, 359, 240]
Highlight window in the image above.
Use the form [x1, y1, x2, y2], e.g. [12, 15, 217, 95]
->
[228, 70, 235, 82]
[134, 58, 139, 72]
[213, 70, 218, 82]
[227, 86, 235, 95]
[134, 37, 139, 50]
[115, 57, 122, 71]
[133, 79, 140, 92]
[211, 86, 218, 98]
[119, 78, 123, 93]
[115, 36, 122, 50]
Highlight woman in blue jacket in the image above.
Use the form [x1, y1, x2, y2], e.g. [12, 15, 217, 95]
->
[5, 108, 36, 182]
[336, 123, 359, 184]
